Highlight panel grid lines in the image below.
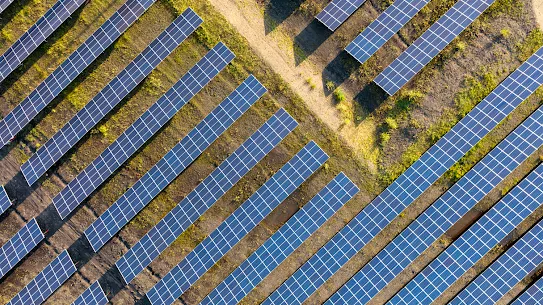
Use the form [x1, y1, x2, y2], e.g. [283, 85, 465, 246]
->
[0, 185, 11, 216]
[0, 219, 44, 280]
[512, 277, 543, 305]
[316, 0, 366, 31]
[0, 0, 14, 14]
[71, 281, 108, 305]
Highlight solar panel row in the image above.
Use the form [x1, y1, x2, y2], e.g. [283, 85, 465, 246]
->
[71, 281, 108, 305]
[450, 217, 543, 304]
[116, 108, 298, 284]
[512, 277, 543, 305]
[0, 219, 44, 280]
[7, 250, 76, 305]
[51, 41, 233, 221]
[85, 74, 264, 252]
[389, 163, 543, 305]
[21, 8, 202, 186]
[374, 0, 496, 96]
[0, 0, 14, 14]
[0, 185, 11, 216]
[263, 45, 543, 305]
[199, 173, 359, 305]
[345, 0, 431, 64]
[147, 141, 329, 305]
[316, 0, 366, 31]
[0, 0, 157, 149]
[0, 0, 87, 82]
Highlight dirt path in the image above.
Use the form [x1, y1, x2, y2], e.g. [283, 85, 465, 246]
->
[534, 0, 543, 27]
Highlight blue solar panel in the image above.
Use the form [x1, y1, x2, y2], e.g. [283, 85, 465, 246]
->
[21, 8, 202, 186]
[450, 219, 543, 305]
[51, 42, 233, 221]
[146, 142, 328, 305]
[0, 185, 11, 216]
[0, 0, 87, 82]
[0, 219, 44, 280]
[7, 250, 76, 305]
[199, 173, 359, 305]
[374, 0, 496, 95]
[345, 0, 431, 64]
[0, 0, 157, 149]
[388, 164, 543, 305]
[116, 108, 298, 284]
[316, 0, 366, 31]
[72, 281, 108, 305]
[0, 0, 14, 14]
[84, 74, 265, 251]
[263, 46, 543, 305]
[512, 277, 543, 305]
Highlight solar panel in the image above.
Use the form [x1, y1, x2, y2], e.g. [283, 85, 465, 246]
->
[50, 42, 233, 221]
[21, 8, 203, 187]
[388, 164, 543, 305]
[316, 0, 366, 31]
[374, 0, 496, 95]
[199, 173, 359, 305]
[512, 277, 543, 305]
[345, 0, 431, 64]
[0, 185, 11, 216]
[0, 0, 14, 14]
[146, 142, 329, 305]
[450, 219, 543, 305]
[84, 74, 265, 251]
[71, 281, 108, 305]
[263, 46, 543, 305]
[0, 0, 87, 82]
[116, 108, 298, 284]
[7, 250, 76, 305]
[0, 0, 157, 149]
[0, 219, 44, 280]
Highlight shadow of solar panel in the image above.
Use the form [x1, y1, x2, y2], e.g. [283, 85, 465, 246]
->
[374, 0, 496, 96]
[21, 8, 203, 186]
[0, 185, 11, 216]
[345, 0, 431, 64]
[147, 141, 329, 305]
[84, 74, 265, 252]
[7, 250, 76, 305]
[116, 108, 298, 284]
[0, 0, 158, 149]
[263, 46, 543, 305]
[0, 219, 44, 280]
[199, 173, 359, 305]
[451, 218, 543, 305]
[389, 164, 543, 305]
[512, 277, 543, 305]
[316, 0, 366, 31]
[0, 0, 14, 14]
[71, 281, 108, 305]
[0, 0, 87, 82]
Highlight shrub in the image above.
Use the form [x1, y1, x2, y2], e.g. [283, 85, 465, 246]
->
[333, 88, 346, 103]
[326, 81, 336, 92]
[385, 117, 398, 130]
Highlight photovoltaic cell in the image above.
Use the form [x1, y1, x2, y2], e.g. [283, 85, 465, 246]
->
[345, 0, 431, 64]
[0, 219, 44, 280]
[0, 0, 14, 14]
[116, 108, 298, 284]
[146, 142, 329, 305]
[512, 277, 543, 305]
[388, 164, 543, 305]
[374, 0, 496, 95]
[51, 42, 233, 221]
[85, 74, 265, 251]
[199, 173, 359, 305]
[0, 0, 87, 82]
[0, 0, 157, 149]
[450, 219, 543, 305]
[316, 0, 366, 31]
[21, 8, 203, 186]
[71, 282, 108, 305]
[0, 185, 11, 216]
[263, 46, 543, 305]
[7, 250, 76, 305]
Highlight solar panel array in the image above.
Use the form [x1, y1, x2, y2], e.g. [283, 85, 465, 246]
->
[0, 185, 11, 216]
[316, 0, 366, 31]
[345, 0, 431, 64]
[147, 142, 328, 305]
[0, 0, 157, 149]
[85, 74, 264, 251]
[7, 250, 76, 305]
[389, 164, 543, 305]
[51, 42, 233, 221]
[512, 277, 543, 305]
[450, 219, 543, 305]
[199, 173, 359, 305]
[71, 282, 108, 305]
[0, 219, 44, 280]
[263, 45, 543, 305]
[21, 8, 202, 187]
[0, 0, 14, 14]
[0, 0, 87, 82]
[374, 0, 496, 96]
[326, 107, 543, 305]
[116, 109, 298, 284]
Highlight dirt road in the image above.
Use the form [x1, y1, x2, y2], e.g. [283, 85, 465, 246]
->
[534, 0, 543, 26]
